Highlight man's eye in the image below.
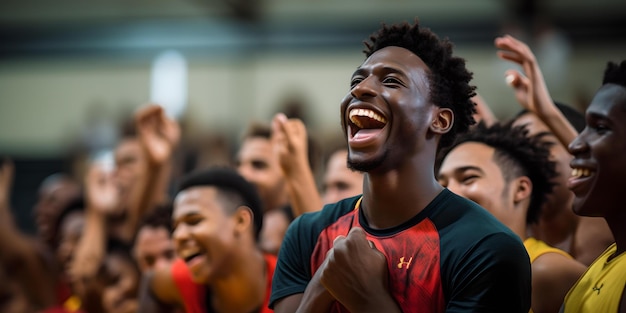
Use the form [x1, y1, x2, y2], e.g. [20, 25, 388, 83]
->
[186, 217, 203, 226]
[383, 77, 402, 85]
[593, 124, 610, 133]
[251, 161, 268, 170]
[461, 176, 478, 184]
[350, 77, 363, 88]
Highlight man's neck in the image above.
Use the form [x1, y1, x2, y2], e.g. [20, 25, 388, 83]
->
[209, 248, 267, 313]
[361, 162, 443, 229]
[529, 207, 578, 254]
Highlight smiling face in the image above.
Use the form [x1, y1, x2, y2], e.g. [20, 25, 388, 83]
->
[133, 226, 175, 274]
[568, 84, 626, 217]
[172, 186, 243, 284]
[56, 211, 85, 275]
[114, 138, 145, 210]
[236, 137, 287, 211]
[438, 142, 518, 227]
[33, 177, 80, 246]
[340, 46, 438, 173]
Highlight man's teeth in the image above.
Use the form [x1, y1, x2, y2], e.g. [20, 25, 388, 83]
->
[349, 109, 387, 128]
[571, 168, 592, 178]
[179, 249, 200, 260]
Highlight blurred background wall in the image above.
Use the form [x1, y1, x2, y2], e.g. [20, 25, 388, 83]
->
[1, 0, 625, 232]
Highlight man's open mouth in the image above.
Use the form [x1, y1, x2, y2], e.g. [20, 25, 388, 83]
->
[348, 108, 387, 137]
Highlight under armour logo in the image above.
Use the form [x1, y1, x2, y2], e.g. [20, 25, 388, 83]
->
[592, 283, 604, 295]
[397, 257, 413, 269]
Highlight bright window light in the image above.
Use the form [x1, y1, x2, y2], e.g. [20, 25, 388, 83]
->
[150, 50, 188, 120]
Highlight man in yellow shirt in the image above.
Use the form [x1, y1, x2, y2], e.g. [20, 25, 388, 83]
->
[562, 60, 626, 313]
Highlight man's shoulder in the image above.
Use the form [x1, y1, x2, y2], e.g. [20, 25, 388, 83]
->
[433, 190, 524, 253]
[292, 195, 361, 231]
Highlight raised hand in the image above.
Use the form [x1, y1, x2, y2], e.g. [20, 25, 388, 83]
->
[135, 104, 181, 165]
[495, 34, 578, 148]
[85, 162, 121, 215]
[319, 227, 399, 313]
[271, 113, 309, 176]
[271, 113, 322, 216]
[495, 34, 550, 116]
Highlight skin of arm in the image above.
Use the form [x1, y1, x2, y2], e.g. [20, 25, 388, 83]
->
[69, 164, 114, 291]
[120, 104, 180, 241]
[275, 267, 334, 313]
[294, 261, 335, 313]
[0, 160, 57, 308]
[531, 253, 586, 313]
[272, 113, 323, 217]
[495, 34, 578, 148]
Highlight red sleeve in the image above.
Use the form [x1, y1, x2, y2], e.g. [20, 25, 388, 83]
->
[261, 253, 278, 313]
[171, 258, 206, 313]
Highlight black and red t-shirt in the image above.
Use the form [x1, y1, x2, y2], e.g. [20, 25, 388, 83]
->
[269, 189, 531, 312]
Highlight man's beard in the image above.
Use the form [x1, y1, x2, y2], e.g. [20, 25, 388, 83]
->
[347, 150, 388, 173]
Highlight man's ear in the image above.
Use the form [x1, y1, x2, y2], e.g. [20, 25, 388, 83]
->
[233, 206, 253, 237]
[430, 107, 454, 135]
[513, 176, 532, 204]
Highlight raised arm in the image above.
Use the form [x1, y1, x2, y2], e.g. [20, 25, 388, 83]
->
[69, 163, 116, 296]
[0, 160, 56, 309]
[495, 34, 579, 148]
[272, 113, 322, 217]
[122, 104, 180, 240]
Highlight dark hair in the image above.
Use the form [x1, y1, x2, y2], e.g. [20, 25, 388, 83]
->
[438, 122, 557, 225]
[602, 60, 626, 88]
[241, 122, 272, 141]
[106, 237, 134, 257]
[137, 202, 173, 232]
[53, 196, 85, 247]
[514, 101, 586, 133]
[101, 237, 140, 278]
[363, 19, 476, 149]
[176, 167, 264, 240]
[131, 202, 174, 250]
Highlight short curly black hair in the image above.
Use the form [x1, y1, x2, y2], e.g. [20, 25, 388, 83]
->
[602, 60, 626, 88]
[363, 19, 477, 149]
[176, 166, 264, 240]
[138, 202, 173, 232]
[438, 122, 557, 225]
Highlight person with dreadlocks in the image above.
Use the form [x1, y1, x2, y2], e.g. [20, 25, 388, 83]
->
[269, 20, 530, 313]
[561, 60, 626, 313]
[437, 122, 586, 313]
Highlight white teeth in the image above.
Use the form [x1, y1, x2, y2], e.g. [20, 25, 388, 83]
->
[179, 249, 200, 259]
[348, 109, 387, 128]
[571, 168, 592, 178]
